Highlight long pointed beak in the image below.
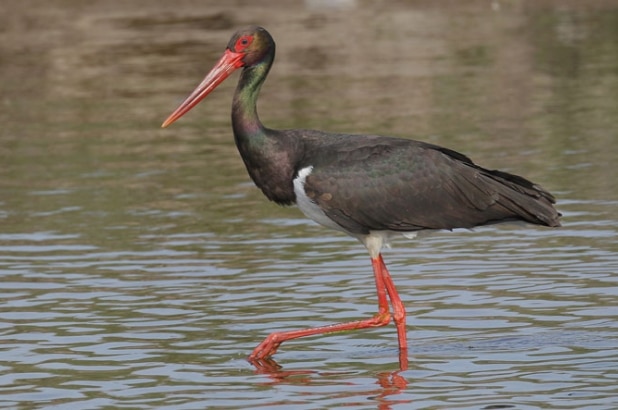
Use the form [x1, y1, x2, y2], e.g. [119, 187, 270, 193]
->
[161, 49, 245, 128]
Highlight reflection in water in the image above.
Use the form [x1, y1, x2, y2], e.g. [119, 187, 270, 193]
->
[1, 1, 618, 409]
[252, 357, 410, 410]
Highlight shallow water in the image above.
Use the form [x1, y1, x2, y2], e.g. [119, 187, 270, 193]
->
[1, 1, 618, 409]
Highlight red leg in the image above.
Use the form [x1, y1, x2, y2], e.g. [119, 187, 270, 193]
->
[249, 256, 393, 360]
[378, 254, 408, 351]
[377, 254, 408, 370]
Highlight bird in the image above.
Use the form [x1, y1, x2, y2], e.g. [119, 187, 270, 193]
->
[162, 26, 561, 363]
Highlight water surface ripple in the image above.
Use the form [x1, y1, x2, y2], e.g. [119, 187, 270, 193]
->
[1, 1, 618, 409]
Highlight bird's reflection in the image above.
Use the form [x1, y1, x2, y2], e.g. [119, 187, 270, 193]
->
[248, 350, 411, 409]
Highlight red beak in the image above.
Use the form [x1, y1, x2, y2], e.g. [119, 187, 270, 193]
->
[161, 49, 245, 128]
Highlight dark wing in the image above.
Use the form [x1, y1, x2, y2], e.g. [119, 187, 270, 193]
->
[302, 139, 560, 236]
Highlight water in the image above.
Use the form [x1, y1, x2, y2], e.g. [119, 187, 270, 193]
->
[1, 1, 618, 409]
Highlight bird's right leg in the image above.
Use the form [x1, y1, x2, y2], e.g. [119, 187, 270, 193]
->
[376, 253, 408, 351]
[376, 253, 408, 369]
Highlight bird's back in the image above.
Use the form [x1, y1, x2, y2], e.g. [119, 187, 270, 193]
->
[293, 130, 560, 235]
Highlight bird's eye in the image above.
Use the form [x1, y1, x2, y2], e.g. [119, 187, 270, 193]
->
[235, 35, 253, 51]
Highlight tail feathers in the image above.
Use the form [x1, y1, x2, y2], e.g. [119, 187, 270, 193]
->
[483, 168, 561, 227]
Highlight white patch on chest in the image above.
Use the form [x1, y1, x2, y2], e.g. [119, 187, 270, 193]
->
[293, 166, 346, 233]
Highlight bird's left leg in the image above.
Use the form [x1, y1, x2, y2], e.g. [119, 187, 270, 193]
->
[376, 253, 407, 351]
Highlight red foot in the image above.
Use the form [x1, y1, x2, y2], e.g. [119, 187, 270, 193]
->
[249, 333, 283, 360]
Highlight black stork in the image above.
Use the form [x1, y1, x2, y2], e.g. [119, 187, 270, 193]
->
[162, 26, 561, 363]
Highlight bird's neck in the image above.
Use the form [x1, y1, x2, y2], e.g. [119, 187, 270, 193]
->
[231, 61, 270, 141]
[230, 57, 298, 206]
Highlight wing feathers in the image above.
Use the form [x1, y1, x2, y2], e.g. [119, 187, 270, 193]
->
[303, 141, 560, 235]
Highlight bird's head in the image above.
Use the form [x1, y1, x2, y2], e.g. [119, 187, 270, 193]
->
[226, 26, 274, 68]
[162, 26, 274, 128]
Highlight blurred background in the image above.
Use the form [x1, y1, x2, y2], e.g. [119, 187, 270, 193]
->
[1, 1, 617, 409]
